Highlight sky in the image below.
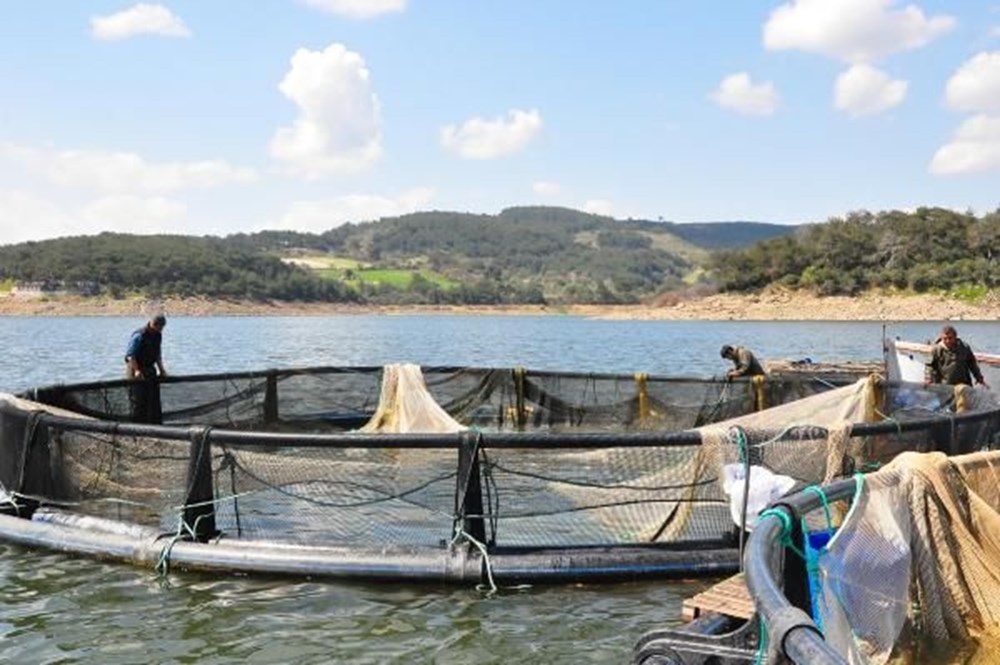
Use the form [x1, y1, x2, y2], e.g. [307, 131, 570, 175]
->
[1, 0, 999, 246]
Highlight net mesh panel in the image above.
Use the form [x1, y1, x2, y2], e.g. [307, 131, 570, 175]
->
[810, 449, 1000, 664]
[29, 367, 846, 433]
[702, 381, 1000, 487]
[19, 423, 460, 547]
[51, 428, 191, 528]
[212, 446, 458, 546]
[6, 369, 1000, 561]
[483, 444, 726, 546]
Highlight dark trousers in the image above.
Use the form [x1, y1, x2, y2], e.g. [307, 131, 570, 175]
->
[129, 376, 162, 424]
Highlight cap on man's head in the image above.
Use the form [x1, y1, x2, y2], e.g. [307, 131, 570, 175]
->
[720, 345, 733, 358]
[152, 314, 167, 328]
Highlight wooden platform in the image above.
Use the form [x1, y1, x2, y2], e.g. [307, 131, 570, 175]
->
[764, 359, 883, 379]
[682, 573, 755, 621]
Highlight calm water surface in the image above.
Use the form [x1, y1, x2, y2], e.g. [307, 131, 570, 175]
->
[0, 315, 996, 664]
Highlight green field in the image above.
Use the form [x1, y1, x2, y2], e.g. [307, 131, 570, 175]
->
[286, 255, 458, 290]
[352, 268, 458, 289]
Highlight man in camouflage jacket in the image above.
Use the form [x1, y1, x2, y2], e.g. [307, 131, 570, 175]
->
[925, 325, 987, 387]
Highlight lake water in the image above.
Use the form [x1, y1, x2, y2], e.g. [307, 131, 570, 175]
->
[0, 315, 997, 664]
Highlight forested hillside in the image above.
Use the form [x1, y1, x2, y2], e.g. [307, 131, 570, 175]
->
[0, 207, 797, 305]
[0, 234, 355, 302]
[711, 207, 1000, 296]
[654, 220, 796, 250]
[6, 206, 996, 305]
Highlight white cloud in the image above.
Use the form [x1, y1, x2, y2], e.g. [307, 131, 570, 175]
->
[0, 143, 256, 194]
[583, 199, 615, 217]
[930, 114, 1000, 174]
[440, 109, 543, 159]
[273, 188, 434, 232]
[710, 73, 780, 116]
[299, 0, 405, 19]
[532, 181, 562, 197]
[269, 43, 383, 178]
[764, 0, 955, 63]
[0, 190, 82, 245]
[90, 3, 191, 41]
[81, 195, 186, 234]
[0, 190, 192, 245]
[933, 53, 1000, 176]
[834, 64, 907, 116]
[945, 52, 1000, 113]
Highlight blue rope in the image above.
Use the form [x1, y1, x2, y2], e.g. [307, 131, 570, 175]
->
[802, 485, 833, 532]
[754, 615, 768, 665]
[758, 507, 804, 560]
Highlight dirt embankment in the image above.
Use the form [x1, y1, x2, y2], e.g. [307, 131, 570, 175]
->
[0, 290, 998, 321]
[582, 291, 1000, 321]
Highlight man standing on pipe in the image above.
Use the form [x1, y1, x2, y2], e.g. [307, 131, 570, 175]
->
[125, 314, 168, 423]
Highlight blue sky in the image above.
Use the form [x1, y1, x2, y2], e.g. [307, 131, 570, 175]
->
[1, 0, 998, 245]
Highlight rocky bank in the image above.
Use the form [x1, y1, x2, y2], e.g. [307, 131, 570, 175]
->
[1, 289, 998, 321]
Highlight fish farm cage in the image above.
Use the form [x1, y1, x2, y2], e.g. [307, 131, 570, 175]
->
[2, 364, 999, 589]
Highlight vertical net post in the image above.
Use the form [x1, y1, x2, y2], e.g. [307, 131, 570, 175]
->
[954, 385, 967, 414]
[513, 367, 527, 430]
[263, 371, 279, 424]
[634, 373, 650, 425]
[752, 375, 767, 412]
[0, 408, 45, 519]
[455, 431, 487, 544]
[864, 374, 882, 422]
[183, 427, 218, 542]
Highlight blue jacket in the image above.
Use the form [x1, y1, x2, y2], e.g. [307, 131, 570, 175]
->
[125, 325, 162, 376]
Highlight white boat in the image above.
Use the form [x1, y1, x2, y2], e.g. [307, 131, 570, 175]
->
[887, 338, 1000, 388]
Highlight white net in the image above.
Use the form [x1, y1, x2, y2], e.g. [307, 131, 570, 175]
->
[358, 364, 466, 433]
[813, 450, 1000, 664]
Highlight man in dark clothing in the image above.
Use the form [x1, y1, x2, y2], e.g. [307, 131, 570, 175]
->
[925, 325, 987, 387]
[125, 314, 168, 423]
[720, 344, 765, 380]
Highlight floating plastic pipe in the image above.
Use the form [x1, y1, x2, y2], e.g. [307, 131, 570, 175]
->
[0, 510, 741, 584]
[744, 478, 856, 665]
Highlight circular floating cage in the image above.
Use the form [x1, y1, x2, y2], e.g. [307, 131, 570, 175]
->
[2, 365, 999, 587]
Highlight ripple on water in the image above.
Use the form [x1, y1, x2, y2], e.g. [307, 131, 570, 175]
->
[0, 543, 703, 664]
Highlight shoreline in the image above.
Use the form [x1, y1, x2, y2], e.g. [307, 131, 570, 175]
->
[1, 291, 998, 321]
[0, 292, 1000, 321]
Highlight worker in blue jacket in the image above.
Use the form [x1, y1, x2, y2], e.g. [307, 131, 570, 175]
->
[125, 314, 168, 380]
[125, 314, 168, 423]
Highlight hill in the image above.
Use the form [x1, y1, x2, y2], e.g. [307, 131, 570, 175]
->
[657, 221, 800, 250]
[0, 206, 797, 305]
[710, 207, 999, 298]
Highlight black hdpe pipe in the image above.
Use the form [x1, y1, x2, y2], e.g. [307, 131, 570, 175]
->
[22, 366, 771, 395]
[0, 511, 478, 581]
[744, 478, 856, 665]
[485, 546, 739, 582]
[18, 409, 708, 449]
[0, 510, 740, 584]
[20, 403, 998, 451]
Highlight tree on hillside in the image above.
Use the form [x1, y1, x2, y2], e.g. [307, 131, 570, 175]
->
[710, 208, 999, 296]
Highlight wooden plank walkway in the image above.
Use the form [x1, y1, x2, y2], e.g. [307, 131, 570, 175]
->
[681, 573, 755, 621]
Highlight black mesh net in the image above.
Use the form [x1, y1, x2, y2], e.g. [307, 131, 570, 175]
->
[3, 367, 1000, 581]
[29, 366, 841, 432]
